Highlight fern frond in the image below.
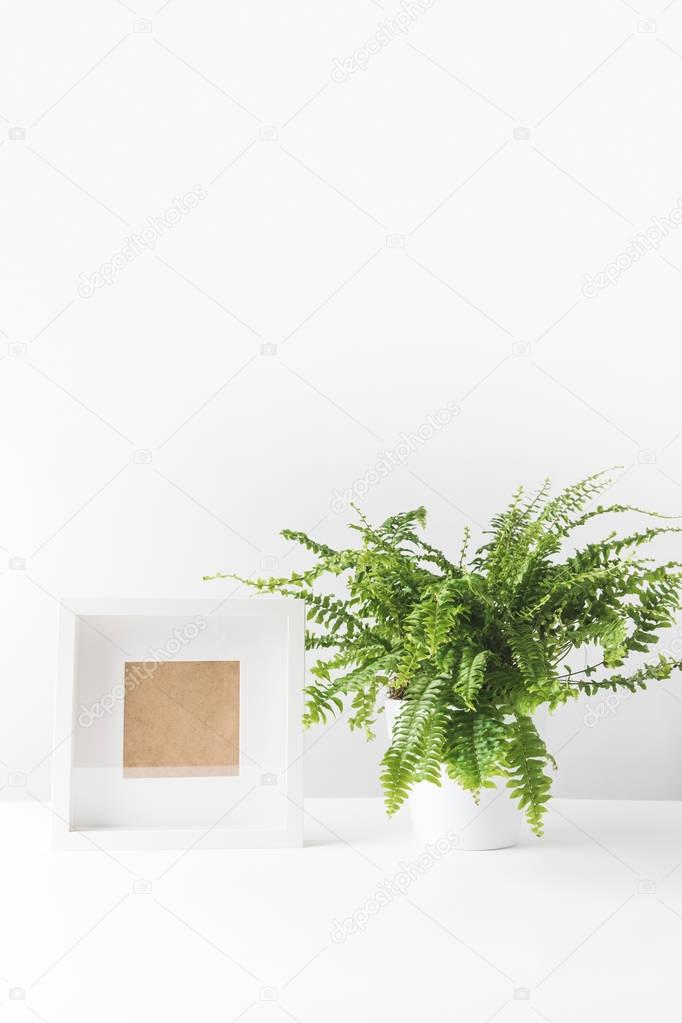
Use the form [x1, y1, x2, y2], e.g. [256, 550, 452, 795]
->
[381, 676, 446, 815]
[563, 654, 682, 696]
[507, 626, 550, 698]
[539, 467, 618, 529]
[443, 711, 506, 793]
[505, 715, 553, 836]
[454, 648, 489, 710]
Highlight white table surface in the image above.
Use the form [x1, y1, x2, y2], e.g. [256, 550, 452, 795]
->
[1, 796, 681, 1022]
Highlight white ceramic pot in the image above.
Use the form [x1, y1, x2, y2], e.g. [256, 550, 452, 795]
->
[384, 698, 541, 850]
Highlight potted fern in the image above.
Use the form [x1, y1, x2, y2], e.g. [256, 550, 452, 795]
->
[207, 470, 682, 848]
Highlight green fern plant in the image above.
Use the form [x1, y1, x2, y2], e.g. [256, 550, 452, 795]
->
[206, 469, 682, 835]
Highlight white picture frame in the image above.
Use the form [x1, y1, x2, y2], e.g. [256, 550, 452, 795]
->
[53, 598, 304, 850]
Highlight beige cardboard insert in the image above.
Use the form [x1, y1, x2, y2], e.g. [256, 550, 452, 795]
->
[123, 661, 240, 778]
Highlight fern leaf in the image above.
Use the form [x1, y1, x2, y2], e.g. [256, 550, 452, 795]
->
[443, 711, 507, 793]
[381, 676, 446, 815]
[505, 716, 553, 836]
[454, 648, 489, 710]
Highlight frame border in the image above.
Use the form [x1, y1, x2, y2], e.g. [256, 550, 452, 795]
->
[52, 598, 304, 850]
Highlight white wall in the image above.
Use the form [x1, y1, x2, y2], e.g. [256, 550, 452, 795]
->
[3, 0, 682, 803]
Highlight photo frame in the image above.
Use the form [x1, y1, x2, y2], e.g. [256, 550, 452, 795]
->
[52, 598, 304, 850]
